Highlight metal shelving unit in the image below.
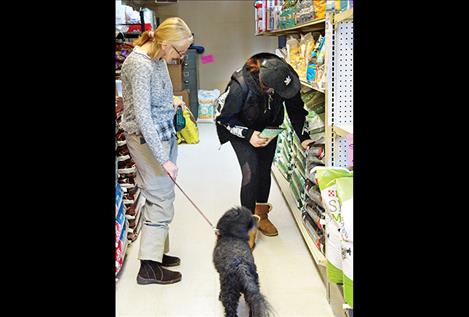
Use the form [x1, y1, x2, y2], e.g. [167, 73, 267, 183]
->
[334, 8, 353, 24]
[333, 124, 353, 137]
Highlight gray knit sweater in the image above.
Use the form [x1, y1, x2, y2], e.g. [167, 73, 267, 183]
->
[120, 46, 175, 164]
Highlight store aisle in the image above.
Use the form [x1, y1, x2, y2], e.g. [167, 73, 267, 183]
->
[116, 124, 334, 317]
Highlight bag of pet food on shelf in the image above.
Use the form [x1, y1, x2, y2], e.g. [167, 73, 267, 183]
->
[313, 0, 326, 19]
[307, 35, 325, 82]
[297, 34, 308, 81]
[336, 176, 354, 308]
[286, 36, 301, 73]
[313, 166, 353, 284]
[198, 89, 220, 123]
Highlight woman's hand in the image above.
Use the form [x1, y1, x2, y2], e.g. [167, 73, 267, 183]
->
[173, 96, 186, 111]
[162, 160, 178, 181]
[301, 139, 315, 150]
[249, 131, 269, 148]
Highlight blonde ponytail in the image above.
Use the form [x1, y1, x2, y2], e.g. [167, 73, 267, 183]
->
[134, 17, 193, 59]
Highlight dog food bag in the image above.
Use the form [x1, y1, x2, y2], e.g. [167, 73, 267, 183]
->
[336, 176, 354, 308]
[198, 89, 220, 123]
[312, 167, 353, 284]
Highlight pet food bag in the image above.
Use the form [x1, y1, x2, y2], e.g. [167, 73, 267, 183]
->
[198, 89, 220, 122]
[336, 177, 354, 308]
[313, 167, 353, 284]
[313, 0, 326, 19]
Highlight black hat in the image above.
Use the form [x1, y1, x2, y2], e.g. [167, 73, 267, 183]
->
[259, 58, 300, 99]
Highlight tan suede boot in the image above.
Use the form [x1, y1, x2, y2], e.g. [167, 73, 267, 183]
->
[255, 203, 278, 236]
[248, 215, 260, 250]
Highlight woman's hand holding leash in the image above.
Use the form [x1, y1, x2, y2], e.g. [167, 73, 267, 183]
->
[162, 161, 178, 181]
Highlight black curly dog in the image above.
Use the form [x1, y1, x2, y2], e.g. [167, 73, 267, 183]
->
[213, 206, 272, 317]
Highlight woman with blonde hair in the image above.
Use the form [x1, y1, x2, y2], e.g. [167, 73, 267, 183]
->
[120, 17, 193, 285]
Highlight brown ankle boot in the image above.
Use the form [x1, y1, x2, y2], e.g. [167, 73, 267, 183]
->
[255, 203, 278, 236]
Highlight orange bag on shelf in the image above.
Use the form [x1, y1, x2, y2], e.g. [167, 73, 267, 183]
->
[313, 0, 326, 19]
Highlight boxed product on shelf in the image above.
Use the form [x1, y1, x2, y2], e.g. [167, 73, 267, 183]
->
[280, 0, 298, 29]
[255, 0, 266, 33]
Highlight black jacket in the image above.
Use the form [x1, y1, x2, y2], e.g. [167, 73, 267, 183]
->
[216, 52, 310, 145]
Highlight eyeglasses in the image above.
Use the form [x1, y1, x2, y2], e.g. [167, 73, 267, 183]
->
[171, 44, 186, 58]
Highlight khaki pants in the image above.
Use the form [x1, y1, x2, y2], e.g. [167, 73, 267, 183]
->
[125, 133, 177, 263]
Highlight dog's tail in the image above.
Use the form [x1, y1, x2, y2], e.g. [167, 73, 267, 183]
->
[237, 265, 273, 317]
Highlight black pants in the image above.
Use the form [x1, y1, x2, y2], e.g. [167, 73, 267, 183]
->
[229, 135, 278, 214]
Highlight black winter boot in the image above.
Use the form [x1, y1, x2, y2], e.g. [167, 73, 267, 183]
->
[137, 260, 182, 285]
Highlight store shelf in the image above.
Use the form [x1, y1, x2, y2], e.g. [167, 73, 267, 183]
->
[272, 165, 327, 266]
[333, 124, 353, 137]
[256, 18, 325, 36]
[123, 32, 141, 38]
[328, 282, 348, 317]
[301, 80, 325, 93]
[334, 8, 353, 24]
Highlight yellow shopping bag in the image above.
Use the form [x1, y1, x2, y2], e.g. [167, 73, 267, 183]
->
[177, 107, 199, 144]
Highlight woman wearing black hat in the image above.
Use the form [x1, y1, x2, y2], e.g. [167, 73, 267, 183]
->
[216, 52, 314, 249]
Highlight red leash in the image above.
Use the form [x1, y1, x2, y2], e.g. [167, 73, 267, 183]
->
[166, 172, 219, 235]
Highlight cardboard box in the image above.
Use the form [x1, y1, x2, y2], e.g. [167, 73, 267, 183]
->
[167, 63, 184, 91]
[173, 89, 189, 108]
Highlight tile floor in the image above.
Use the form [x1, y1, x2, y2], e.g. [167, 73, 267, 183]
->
[116, 123, 335, 317]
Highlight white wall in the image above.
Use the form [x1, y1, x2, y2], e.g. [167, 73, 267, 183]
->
[155, 0, 278, 91]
